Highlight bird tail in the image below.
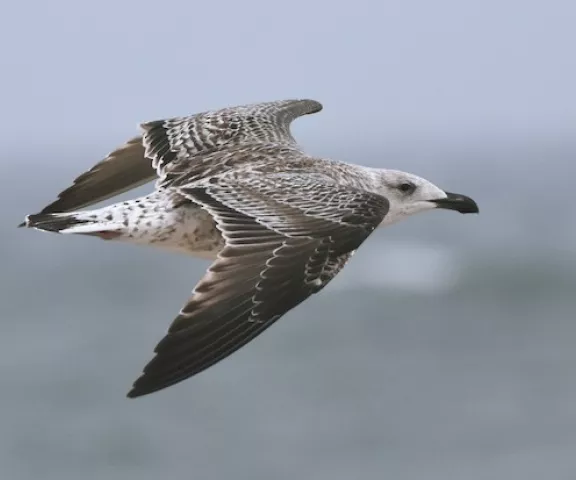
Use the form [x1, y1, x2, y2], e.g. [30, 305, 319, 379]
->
[21, 210, 125, 237]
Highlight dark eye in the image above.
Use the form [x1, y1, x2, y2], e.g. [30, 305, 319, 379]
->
[398, 182, 416, 194]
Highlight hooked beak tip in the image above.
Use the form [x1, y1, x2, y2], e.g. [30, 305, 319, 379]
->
[432, 192, 479, 214]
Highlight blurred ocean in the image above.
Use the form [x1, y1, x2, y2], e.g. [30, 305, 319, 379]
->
[1, 140, 575, 479]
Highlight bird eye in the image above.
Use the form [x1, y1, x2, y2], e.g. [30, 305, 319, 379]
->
[398, 182, 416, 194]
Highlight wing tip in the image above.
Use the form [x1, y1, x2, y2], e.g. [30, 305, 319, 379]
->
[126, 375, 152, 399]
[126, 387, 142, 399]
[299, 98, 323, 114]
[125, 375, 168, 399]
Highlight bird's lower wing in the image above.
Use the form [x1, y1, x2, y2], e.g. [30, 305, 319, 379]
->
[127, 178, 389, 398]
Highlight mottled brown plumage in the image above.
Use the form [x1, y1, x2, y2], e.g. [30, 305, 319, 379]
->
[21, 98, 478, 398]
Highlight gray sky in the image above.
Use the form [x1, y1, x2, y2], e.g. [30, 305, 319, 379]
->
[3, 0, 574, 153]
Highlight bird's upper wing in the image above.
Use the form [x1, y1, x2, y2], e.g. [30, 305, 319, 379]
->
[127, 175, 389, 398]
[37, 136, 152, 214]
[140, 98, 322, 178]
[35, 99, 322, 215]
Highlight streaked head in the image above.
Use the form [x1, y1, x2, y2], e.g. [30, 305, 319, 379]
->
[374, 169, 479, 226]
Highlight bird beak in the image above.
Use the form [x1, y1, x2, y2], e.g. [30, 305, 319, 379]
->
[431, 192, 479, 214]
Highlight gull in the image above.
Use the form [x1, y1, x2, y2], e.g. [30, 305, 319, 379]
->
[21, 99, 479, 398]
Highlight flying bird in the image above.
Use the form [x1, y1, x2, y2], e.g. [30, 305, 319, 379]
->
[21, 99, 479, 398]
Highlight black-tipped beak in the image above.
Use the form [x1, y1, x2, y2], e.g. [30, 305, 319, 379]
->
[431, 192, 479, 214]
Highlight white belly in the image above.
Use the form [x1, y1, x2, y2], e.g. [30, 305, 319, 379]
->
[122, 204, 224, 258]
[71, 191, 226, 259]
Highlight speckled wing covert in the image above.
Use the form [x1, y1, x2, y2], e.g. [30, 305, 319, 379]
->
[141, 99, 323, 179]
[127, 175, 389, 398]
[34, 99, 322, 215]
